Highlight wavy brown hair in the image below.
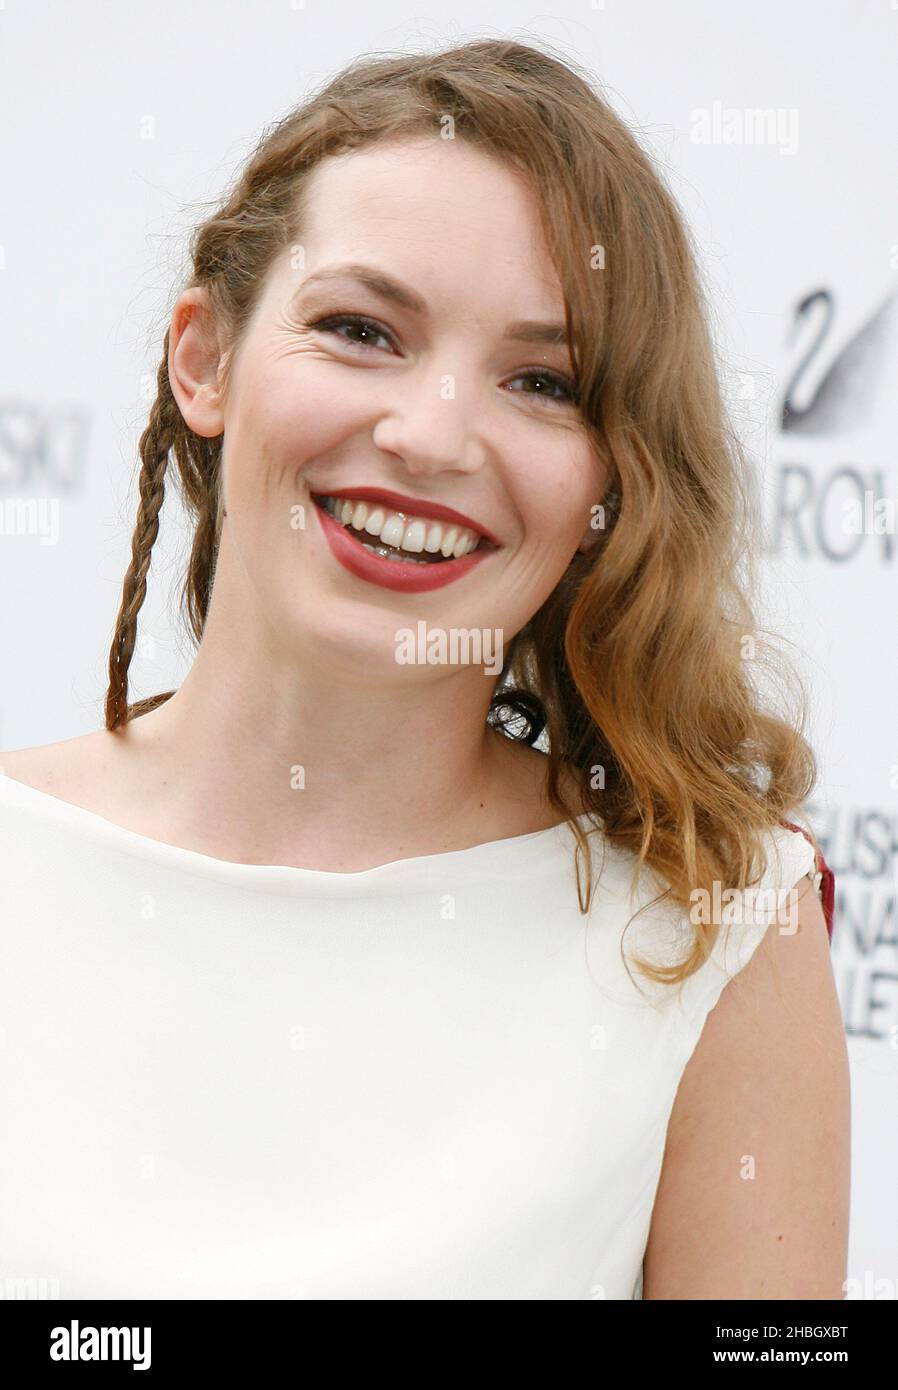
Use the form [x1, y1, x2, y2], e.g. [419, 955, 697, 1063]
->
[105, 36, 823, 985]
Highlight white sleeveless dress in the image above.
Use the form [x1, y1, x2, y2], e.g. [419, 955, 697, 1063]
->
[0, 772, 820, 1300]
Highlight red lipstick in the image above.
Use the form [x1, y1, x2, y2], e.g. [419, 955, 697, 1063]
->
[311, 494, 497, 594]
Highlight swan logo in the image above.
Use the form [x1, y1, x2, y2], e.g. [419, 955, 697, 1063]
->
[768, 288, 898, 561]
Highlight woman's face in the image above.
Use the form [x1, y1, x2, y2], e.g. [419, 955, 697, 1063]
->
[186, 134, 607, 675]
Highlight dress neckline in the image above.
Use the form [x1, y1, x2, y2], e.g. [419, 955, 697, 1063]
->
[0, 771, 598, 891]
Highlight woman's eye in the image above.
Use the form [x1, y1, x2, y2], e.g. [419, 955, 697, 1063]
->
[505, 370, 579, 407]
[309, 314, 394, 351]
[308, 317, 578, 408]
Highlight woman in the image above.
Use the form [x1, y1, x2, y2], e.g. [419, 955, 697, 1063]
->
[0, 38, 847, 1299]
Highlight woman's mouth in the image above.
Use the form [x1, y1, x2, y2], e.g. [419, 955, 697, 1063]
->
[310, 492, 499, 594]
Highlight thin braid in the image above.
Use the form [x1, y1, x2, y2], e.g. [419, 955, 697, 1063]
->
[104, 349, 179, 732]
[179, 435, 224, 647]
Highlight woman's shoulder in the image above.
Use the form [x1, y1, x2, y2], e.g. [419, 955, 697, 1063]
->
[580, 818, 826, 1008]
[0, 730, 134, 812]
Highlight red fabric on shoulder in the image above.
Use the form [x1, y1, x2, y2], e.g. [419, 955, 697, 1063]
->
[778, 818, 835, 943]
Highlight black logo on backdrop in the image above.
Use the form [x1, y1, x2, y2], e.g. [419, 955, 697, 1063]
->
[810, 801, 898, 1043]
[768, 289, 897, 561]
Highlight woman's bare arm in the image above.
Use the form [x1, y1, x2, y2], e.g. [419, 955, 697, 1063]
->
[642, 875, 850, 1299]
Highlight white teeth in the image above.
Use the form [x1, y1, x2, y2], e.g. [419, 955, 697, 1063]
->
[380, 514, 406, 548]
[321, 496, 483, 558]
[403, 520, 427, 553]
[439, 526, 459, 558]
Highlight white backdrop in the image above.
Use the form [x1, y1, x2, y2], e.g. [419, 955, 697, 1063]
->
[1, 0, 895, 1295]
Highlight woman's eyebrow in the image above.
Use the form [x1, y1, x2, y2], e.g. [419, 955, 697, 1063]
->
[296, 262, 569, 345]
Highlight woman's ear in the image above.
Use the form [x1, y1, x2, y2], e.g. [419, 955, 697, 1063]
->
[168, 287, 227, 439]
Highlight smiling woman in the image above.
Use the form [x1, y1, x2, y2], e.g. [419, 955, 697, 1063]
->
[0, 35, 847, 1301]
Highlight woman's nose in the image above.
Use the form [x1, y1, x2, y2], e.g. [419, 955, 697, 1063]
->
[371, 373, 487, 476]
